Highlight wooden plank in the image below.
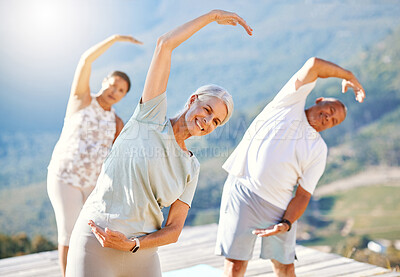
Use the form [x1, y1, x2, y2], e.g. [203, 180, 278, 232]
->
[0, 224, 394, 277]
[2, 266, 61, 277]
[375, 272, 400, 277]
[340, 266, 393, 277]
[0, 259, 58, 275]
[0, 251, 57, 267]
[307, 262, 377, 277]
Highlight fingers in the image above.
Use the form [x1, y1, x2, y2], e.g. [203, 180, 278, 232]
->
[126, 36, 143, 45]
[131, 38, 144, 45]
[89, 221, 107, 245]
[105, 227, 123, 239]
[252, 223, 287, 237]
[252, 228, 279, 237]
[116, 35, 143, 45]
[351, 79, 365, 103]
[355, 89, 365, 103]
[342, 79, 366, 103]
[215, 11, 253, 35]
[341, 79, 348, 93]
[355, 80, 365, 102]
[234, 14, 253, 36]
[88, 221, 129, 250]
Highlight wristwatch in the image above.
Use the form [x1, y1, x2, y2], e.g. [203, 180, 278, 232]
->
[129, 237, 140, 253]
[280, 219, 292, 232]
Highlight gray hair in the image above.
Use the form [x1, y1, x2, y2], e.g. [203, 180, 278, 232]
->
[185, 84, 234, 126]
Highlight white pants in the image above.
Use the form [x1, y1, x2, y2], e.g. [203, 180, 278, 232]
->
[67, 215, 161, 277]
[47, 172, 94, 246]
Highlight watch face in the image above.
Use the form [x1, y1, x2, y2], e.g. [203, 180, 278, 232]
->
[129, 237, 140, 253]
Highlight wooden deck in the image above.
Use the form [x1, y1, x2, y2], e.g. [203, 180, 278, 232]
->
[0, 224, 398, 276]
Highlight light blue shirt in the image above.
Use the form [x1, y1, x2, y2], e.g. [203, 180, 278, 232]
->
[81, 92, 200, 237]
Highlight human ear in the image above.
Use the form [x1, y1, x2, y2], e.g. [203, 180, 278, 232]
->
[188, 94, 199, 106]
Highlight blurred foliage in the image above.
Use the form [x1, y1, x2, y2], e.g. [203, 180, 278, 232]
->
[0, 232, 55, 259]
[301, 185, 400, 268]
[333, 235, 400, 270]
[0, 182, 57, 242]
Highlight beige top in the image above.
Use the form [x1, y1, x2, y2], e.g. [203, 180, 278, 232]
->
[48, 96, 116, 188]
[80, 92, 200, 237]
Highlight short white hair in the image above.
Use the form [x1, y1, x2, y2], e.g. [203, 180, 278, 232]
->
[185, 84, 234, 126]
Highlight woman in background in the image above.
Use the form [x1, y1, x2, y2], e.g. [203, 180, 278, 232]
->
[47, 34, 142, 276]
[66, 9, 252, 277]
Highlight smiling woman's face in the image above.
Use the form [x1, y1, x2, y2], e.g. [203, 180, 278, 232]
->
[306, 99, 346, 132]
[184, 96, 228, 137]
[100, 76, 129, 105]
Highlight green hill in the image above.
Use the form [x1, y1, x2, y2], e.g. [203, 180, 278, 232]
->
[301, 184, 400, 268]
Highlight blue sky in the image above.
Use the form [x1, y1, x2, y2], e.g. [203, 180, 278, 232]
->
[0, 0, 246, 132]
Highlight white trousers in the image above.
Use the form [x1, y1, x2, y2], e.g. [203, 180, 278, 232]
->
[47, 172, 94, 246]
[66, 215, 161, 277]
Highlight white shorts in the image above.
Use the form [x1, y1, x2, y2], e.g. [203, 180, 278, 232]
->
[215, 175, 297, 264]
[47, 172, 94, 246]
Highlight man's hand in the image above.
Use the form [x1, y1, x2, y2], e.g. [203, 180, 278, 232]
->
[252, 222, 290, 237]
[296, 57, 366, 103]
[342, 75, 365, 103]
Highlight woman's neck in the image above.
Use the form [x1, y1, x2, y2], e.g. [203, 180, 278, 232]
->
[170, 115, 191, 152]
[96, 95, 112, 111]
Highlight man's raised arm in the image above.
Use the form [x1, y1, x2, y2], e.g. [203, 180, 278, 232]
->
[295, 57, 365, 103]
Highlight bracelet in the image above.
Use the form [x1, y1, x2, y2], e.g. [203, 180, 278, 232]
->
[280, 219, 292, 232]
[129, 237, 140, 253]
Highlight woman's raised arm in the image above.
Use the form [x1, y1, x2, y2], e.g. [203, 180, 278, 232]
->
[141, 10, 252, 103]
[66, 35, 142, 116]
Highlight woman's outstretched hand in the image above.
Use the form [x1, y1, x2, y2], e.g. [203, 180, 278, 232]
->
[211, 10, 253, 36]
[111, 34, 143, 45]
[88, 220, 135, 252]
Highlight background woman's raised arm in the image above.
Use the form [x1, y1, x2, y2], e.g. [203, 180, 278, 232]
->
[66, 35, 142, 116]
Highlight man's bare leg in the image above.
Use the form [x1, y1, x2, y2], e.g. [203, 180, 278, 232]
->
[223, 258, 249, 277]
[271, 259, 295, 277]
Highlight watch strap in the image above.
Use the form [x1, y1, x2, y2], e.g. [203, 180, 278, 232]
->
[129, 237, 140, 253]
[280, 219, 292, 232]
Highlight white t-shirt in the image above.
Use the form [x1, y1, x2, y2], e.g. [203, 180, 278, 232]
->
[223, 74, 327, 210]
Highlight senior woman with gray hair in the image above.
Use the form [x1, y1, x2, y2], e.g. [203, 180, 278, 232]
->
[66, 9, 252, 277]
